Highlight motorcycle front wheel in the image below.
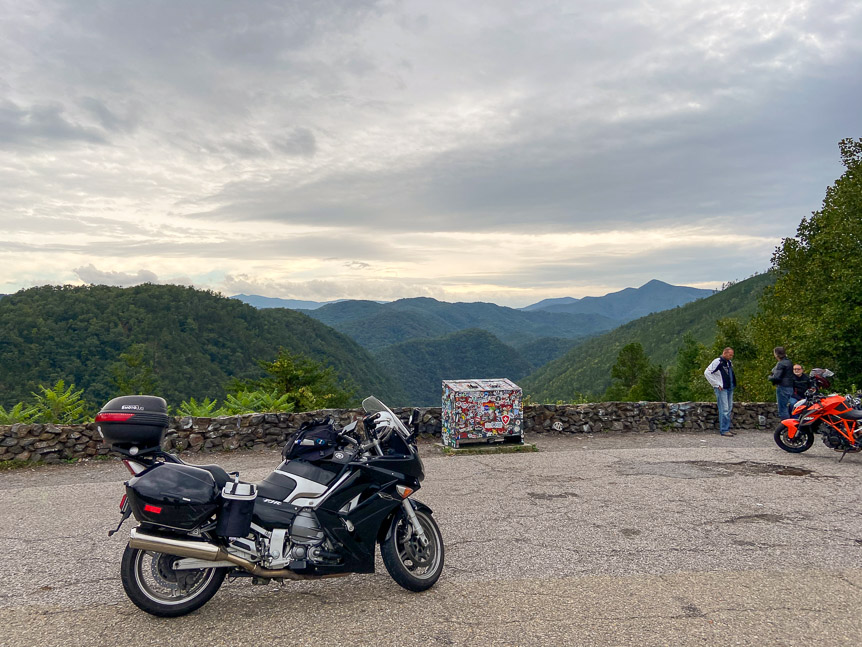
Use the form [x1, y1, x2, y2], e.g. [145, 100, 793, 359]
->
[774, 424, 814, 453]
[120, 544, 227, 617]
[381, 508, 444, 592]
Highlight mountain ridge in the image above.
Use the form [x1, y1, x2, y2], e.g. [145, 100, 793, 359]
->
[302, 297, 619, 350]
[521, 273, 773, 401]
[521, 280, 713, 322]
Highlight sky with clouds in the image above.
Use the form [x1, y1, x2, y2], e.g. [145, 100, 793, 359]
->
[1, 0, 860, 307]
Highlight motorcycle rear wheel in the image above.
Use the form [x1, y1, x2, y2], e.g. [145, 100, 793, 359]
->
[774, 424, 814, 453]
[120, 544, 227, 617]
[381, 508, 444, 592]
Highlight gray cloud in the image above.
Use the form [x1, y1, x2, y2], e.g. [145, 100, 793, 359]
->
[72, 265, 196, 288]
[1, 1, 861, 304]
[272, 128, 317, 157]
[74, 265, 160, 286]
[0, 100, 107, 148]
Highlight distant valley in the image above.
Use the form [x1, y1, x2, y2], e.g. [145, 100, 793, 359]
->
[231, 281, 719, 404]
[0, 280, 744, 411]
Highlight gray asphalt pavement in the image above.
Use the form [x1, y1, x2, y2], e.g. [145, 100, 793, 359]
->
[1, 430, 861, 646]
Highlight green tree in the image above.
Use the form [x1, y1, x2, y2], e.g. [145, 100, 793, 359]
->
[708, 318, 762, 400]
[110, 343, 158, 395]
[604, 342, 652, 401]
[630, 363, 669, 402]
[233, 348, 355, 410]
[752, 138, 862, 392]
[611, 343, 650, 388]
[668, 334, 709, 401]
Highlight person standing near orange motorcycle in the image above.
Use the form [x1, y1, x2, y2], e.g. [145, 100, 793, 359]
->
[789, 364, 812, 413]
[768, 347, 795, 420]
[704, 347, 736, 436]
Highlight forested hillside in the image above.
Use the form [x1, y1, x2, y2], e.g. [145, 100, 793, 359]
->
[513, 337, 582, 370]
[0, 285, 405, 409]
[374, 328, 532, 406]
[521, 273, 774, 401]
[303, 297, 617, 350]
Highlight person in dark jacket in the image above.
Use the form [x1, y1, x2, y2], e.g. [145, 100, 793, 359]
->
[769, 347, 794, 420]
[789, 365, 812, 414]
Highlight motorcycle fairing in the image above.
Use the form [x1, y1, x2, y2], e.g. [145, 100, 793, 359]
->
[311, 459, 424, 574]
[252, 497, 299, 530]
[780, 418, 800, 439]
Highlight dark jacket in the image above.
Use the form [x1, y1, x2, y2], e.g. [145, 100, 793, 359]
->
[792, 374, 812, 398]
[769, 358, 794, 388]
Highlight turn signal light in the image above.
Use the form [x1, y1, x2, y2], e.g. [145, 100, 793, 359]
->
[395, 486, 414, 499]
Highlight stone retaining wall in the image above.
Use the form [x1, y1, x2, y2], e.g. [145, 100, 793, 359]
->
[0, 401, 782, 464]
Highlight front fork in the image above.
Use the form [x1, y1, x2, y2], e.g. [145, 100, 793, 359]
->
[402, 499, 429, 547]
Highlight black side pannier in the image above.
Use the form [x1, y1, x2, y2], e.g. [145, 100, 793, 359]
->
[282, 418, 340, 462]
[126, 462, 219, 531]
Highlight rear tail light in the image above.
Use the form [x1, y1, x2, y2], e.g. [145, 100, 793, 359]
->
[95, 413, 135, 422]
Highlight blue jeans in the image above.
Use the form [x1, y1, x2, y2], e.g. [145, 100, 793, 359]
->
[714, 387, 733, 432]
[776, 386, 794, 420]
[788, 394, 801, 418]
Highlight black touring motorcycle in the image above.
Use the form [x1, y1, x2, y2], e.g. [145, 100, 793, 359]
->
[99, 395, 444, 617]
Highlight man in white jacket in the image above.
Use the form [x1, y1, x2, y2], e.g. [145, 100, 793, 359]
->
[704, 347, 736, 436]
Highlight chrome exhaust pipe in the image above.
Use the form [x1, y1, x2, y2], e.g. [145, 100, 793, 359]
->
[129, 528, 223, 561]
[128, 528, 347, 580]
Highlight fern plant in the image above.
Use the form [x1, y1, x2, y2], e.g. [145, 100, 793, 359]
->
[222, 390, 295, 415]
[0, 402, 33, 424]
[28, 380, 89, 424]
[176, 397, 222, 417]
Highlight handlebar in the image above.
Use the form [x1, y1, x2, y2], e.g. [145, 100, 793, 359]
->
[337, 432, 359, 446]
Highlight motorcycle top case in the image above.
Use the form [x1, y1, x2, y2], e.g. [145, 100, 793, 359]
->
[96, 395, 169, 455]
[126, 463, 220, 531]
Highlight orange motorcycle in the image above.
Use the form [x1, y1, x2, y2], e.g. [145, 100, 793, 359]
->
[774, 369, 862, 460]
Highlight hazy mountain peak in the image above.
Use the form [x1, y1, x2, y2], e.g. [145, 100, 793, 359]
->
[521, 280, 712, 323]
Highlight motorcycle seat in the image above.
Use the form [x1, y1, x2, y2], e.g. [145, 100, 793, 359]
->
[837, 409, 862, 420]
[187, 464, 231, 488]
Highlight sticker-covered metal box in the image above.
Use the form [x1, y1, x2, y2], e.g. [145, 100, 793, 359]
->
[441, 379, 523, 448]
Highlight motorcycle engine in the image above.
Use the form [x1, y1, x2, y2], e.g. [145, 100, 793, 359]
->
[287, 510, 335, 564]
[290, 510, 324, 545]
[822, 429, 846, 449]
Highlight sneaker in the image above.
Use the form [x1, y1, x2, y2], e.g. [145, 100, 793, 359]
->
[720, 431, 735, 437]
